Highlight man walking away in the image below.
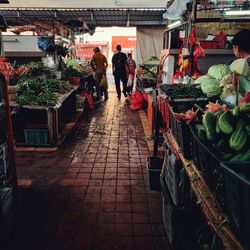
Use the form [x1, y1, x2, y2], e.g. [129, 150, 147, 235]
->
[112, 44, 128, 100]
[90, 47, 108, 100]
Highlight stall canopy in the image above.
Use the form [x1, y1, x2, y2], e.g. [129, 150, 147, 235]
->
[0, 8, 166, 33]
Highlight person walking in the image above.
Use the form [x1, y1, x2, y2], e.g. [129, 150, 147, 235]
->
[126, 53, 136, 95]
[90, 47, 108, 100]
[112, 44, 128, 99]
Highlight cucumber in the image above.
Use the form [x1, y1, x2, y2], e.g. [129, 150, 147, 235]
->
[229, 119, 247, 151]
[218, 111, 235, 135]
[232, 106, 240, 118]
[202, 112, 216, 142]
[195, 124, 207, 141]
[240, 103, 250, 113]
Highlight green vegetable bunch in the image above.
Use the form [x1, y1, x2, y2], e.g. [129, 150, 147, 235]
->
[64, 65, 83, 77]
[16, 77, 71, 106]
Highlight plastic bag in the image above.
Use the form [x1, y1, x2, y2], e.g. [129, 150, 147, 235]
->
[100, 74, 108, 89]
[37, 37, 55, 52]
[81, 91, 94, 109]
[130, 91, 144, 110]
[127, 74, 133, 88]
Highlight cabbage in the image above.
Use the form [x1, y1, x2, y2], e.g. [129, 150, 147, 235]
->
[230, 58, 250, 77]
[200, 78, 222, 97]
[208, 64, 231, 81]
[238, 75, 250, 96]
[194, 75, 212, 85]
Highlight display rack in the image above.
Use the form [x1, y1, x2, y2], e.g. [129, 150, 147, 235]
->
[164, 131, 244, 250]
[0, 74, 17, 238]
[11, 87, 77, 147]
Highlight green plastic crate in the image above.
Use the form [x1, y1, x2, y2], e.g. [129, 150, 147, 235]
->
[24, 129, 48, 145]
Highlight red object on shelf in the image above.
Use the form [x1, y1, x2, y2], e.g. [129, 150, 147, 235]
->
[200, 40, 219, 49]
[213, 32, 227, 49]
[66, 77, 81, 86]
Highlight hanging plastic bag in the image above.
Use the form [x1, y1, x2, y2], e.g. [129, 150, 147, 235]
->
[127, 74, 133, 88]
[100, 74, 108, 89]
[37, 36, 55, 52]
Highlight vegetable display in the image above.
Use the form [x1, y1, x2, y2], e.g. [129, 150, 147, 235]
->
[193, 101, 250, 161]
[160, 84, 207, 99]
[16, 77, 71, 106]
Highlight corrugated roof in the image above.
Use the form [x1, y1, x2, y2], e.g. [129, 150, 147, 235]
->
[0, 8, 166, 32]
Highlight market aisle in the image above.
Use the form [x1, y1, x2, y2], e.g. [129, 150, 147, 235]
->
[9, 90, 169, 250]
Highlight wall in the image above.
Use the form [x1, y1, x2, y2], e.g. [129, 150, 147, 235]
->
[3, 35, 42, 53]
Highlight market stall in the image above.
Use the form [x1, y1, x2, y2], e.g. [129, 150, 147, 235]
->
[147, 0, 250, 249]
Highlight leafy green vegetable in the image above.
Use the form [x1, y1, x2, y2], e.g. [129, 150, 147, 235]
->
[208, 64, 231, 81]
[200, 78, 222, 97]
[238, 75, 250, 96]
[194, 75, 212, 85]
[16, 77, 71, 106]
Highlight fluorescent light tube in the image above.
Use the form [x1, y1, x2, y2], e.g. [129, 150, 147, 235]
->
[168, 20, 181, 29]
[224, 10, 250, 16]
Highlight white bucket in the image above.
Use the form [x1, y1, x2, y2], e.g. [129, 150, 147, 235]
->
[76, 95, 86, 112]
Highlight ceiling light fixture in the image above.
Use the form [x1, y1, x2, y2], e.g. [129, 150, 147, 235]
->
[224, 10, 250, 16]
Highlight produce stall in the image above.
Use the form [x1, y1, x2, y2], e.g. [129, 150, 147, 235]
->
[146, 0, 250, 249]
[12, 87, 77, 146]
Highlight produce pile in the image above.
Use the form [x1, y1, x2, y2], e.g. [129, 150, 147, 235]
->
[64, 60, 87, 77]
[138, 66, 158, 79]
[195, 61, 250, 102]
[194, 101, 250, 161]
[16, 78, 72, 106]
[160, 84, 207, 99]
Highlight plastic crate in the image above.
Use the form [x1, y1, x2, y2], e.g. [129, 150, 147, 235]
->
[0, 187, 15, 231]
[164, 147, 189, 207]
[0, 143, 8, 186]
[221, 162, 250, 249]
[141, 78, 156, 88]
[169, 105, 192, 159]
[200, 40, 219, 49]
[24, 129, 48, 145]
[190, 126, 225, 209]
[160, 176, 198, 250]
[146, 156, 164, 191]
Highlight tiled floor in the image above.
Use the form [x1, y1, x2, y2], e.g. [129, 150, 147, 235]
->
[6, 90, 169, 250]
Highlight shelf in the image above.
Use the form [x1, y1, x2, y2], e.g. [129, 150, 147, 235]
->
[164, 131, 244, 250]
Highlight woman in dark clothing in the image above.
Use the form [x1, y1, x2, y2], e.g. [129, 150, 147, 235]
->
[112, 44, 128, 99]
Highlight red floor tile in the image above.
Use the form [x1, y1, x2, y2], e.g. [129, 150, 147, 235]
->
[13, 92, 167, 250]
